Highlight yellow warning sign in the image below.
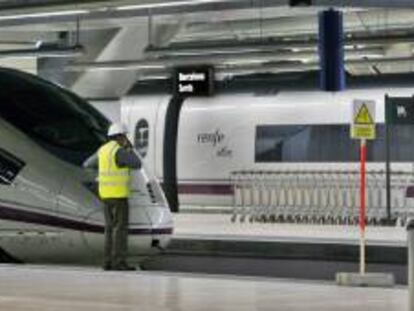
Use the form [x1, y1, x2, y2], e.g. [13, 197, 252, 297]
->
[354, 104, 374, 125]
[351, 99, 376, 140]
[351, 125, 376, 140]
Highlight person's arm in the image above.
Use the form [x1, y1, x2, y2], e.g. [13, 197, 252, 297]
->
[83, 152, 98, 169]
[115, 148, 141, 170]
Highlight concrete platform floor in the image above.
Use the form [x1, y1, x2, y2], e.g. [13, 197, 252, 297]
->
[174, 213, 407, 245]
[0, 265, 407, 311]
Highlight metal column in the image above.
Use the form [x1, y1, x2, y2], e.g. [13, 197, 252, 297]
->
[408, 219, 414, 310]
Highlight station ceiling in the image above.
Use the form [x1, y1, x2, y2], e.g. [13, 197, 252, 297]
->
[0, 0, 414, 97]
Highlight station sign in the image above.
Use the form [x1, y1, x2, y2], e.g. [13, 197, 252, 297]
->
[385, 96, 414, 125]
[173, 66, 214, 97]
[351, 99, 376, 140]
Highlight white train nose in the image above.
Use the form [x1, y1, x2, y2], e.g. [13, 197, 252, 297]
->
[128, 165, 173, 252]
[128, 202, 173, 252]
[128, 189, 173, 250]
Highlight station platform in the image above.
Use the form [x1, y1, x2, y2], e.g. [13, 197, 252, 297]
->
[141, 213, 408, 283]
[0, 265, 407, 311]
[173, 213, 407, 245]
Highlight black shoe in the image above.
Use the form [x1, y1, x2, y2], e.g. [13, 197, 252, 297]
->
[113, 264, 136, 271]
[103, 263, 112, 271]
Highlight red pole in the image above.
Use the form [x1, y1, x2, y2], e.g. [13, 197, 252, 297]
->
[360, 140, 366, 232]
[360, 139, 367, 274]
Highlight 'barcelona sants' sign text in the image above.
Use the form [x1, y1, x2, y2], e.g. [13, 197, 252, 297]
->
[173, 66, 214, 96]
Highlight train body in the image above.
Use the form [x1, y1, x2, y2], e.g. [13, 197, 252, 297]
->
[0, 68, 172, 263]
[120, 77, 414, 215]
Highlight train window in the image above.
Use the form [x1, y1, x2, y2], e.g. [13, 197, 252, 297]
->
[0, 69, 109, 166]
[255, 125, 309, 162]
[255, 124, 414, 162]
[134, 119, 149, 158]
[0, 149, 25, 185]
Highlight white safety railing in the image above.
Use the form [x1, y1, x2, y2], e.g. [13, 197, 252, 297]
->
[230, 170, 414, 226]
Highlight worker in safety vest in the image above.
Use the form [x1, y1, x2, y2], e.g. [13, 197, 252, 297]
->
[83, 123, 141, 271]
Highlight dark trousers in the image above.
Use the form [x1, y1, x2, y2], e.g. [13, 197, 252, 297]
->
[103, 198, 129, 267]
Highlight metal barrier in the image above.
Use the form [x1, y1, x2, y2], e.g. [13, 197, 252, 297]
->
[231, 170, 414, 225]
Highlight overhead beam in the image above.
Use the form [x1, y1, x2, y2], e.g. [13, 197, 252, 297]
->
[63, 53, 414, 74]
[146, 32, 414, 56]
[0, 44, 84, 58]
[63, 54, 414, 80]
[1, 0, 414, 28]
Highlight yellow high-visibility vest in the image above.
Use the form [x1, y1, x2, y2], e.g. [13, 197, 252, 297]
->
[98, 141, 130, 199]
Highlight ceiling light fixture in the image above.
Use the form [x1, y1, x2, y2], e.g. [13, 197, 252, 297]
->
[65, 60, 164, 72]
[115, 0, 229, 11]
[0, 9, 89, 21]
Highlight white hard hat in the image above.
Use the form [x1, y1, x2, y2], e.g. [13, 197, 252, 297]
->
[107, 123, 128, 137]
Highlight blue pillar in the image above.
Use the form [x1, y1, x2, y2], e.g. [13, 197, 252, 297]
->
[319, 9, 346, 92]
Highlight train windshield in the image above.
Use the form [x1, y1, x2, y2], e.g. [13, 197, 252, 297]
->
[0, 69, 109, 166]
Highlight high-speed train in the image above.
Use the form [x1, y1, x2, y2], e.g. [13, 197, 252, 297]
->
[0, 68, 173, 264]
[119, 73, 414, 212]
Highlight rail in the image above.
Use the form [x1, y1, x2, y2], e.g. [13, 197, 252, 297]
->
[230, 170, 414, 225]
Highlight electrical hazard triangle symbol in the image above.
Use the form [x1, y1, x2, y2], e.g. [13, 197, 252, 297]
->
[354, 104, 374, 125]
